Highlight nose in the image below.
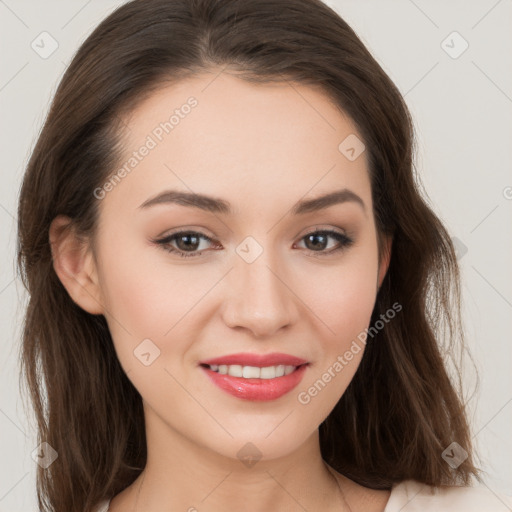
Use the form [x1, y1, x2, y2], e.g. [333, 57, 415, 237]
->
[221, 247, 299, 339]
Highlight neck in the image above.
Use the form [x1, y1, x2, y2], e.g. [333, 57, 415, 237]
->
[119, 402, 347, 512]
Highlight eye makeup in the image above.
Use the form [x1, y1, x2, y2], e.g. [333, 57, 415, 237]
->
[151, 227, 354, 259]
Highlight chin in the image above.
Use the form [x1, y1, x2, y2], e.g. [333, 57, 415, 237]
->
[200, 426, 314, 465]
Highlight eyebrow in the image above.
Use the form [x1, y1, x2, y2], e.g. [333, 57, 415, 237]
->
[138, 188, 366, 215]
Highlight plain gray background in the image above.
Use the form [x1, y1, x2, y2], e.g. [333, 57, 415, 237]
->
[1, 0, 511, 510]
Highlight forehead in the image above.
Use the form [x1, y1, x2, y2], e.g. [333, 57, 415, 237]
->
[103, 71, 371, 216]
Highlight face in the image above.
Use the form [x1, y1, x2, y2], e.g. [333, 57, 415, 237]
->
[83, 71, 389, 461]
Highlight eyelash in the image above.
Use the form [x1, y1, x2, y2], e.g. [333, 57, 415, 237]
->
[152, 228, 354, 258]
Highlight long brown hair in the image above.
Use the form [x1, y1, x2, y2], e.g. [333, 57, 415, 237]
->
[17, 0, 480, 510]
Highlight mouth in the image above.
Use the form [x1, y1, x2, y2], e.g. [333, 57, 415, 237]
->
[198, 355, 310, 401]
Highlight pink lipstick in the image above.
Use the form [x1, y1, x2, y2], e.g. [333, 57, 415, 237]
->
[199, 352, 309, 401]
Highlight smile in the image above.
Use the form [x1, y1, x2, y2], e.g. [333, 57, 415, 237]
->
[199, 362, 309, 401]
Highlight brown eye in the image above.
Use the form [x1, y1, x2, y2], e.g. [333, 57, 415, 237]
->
[296, 229, 353, 255]
[154, 231, 217, 258]
[174, 233, 201, 252]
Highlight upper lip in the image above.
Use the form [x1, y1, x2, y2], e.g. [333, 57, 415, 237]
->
[200, 352, 308, 367]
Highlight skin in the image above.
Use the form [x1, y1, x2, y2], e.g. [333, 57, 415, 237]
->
[50, 71, 392, 511]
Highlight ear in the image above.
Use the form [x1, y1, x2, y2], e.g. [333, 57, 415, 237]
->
[377, 234, 392, 290]
[49, 215, 104, 315]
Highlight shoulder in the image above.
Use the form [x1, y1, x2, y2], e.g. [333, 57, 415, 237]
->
[385, 479, 512, 511]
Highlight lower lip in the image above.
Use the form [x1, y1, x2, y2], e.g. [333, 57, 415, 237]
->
[200, 364, 308, 401]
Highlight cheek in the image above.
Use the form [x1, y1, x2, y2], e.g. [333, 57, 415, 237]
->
[294, 250, 378, 346]
[95, 232, 222, 371]
[93, 230, 176, 368]
[293, 255, 377, 416]
[96, 229, 192, 332]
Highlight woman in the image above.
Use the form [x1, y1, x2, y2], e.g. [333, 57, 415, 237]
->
[17, 0, 511, 511]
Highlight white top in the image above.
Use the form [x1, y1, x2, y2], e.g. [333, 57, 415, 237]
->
[95, 479, 512, 511]
[383, 479, 512, 511]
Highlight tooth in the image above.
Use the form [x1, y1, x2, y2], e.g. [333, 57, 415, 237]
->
[260, 366, 276, 379]
[275, 365, 285, 377]
[242, 366, 261, 378]
[228, 365, 243, 377]
[284, 365, 295, 375]
[208, 364, 298, 378]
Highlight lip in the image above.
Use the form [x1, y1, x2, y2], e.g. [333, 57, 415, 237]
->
[200, 363, 308, 401]
[199, 352, 308, 367]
